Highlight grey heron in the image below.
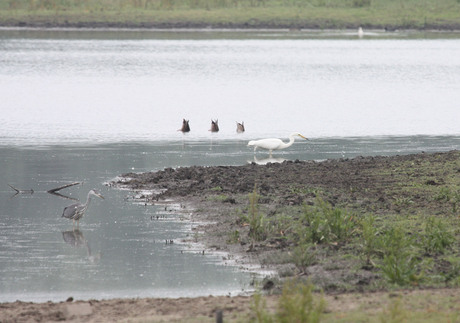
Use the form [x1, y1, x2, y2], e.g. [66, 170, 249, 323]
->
[62, 189, 104, 226]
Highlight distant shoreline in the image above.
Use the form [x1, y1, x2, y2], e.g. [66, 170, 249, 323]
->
[1, 21, 460, 31]
[1, 3, 460, 32]
[2, 25, 460, 33]
[2, 25, 460, 40]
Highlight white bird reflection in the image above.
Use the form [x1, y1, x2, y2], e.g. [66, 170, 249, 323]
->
[249, 155, 287, 165]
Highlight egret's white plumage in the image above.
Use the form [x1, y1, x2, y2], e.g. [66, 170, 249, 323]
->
[248, 133, 308, 155]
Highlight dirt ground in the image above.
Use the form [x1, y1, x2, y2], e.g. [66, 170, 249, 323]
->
[2, 150, 460, 322]
[1, 287, 459, 322]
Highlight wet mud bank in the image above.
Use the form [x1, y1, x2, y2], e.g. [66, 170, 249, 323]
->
[113, 150, 460, 292]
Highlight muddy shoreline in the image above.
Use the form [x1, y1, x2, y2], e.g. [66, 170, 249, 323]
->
[114, 150, 460, 291]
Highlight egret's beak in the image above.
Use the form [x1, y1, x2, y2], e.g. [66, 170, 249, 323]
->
[298, 134, 308, 140]
[96, 193, 104, 200]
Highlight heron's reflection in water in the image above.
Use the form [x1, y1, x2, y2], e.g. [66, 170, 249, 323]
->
[62, 229, 101, 263]
[249, 155, 287, 165]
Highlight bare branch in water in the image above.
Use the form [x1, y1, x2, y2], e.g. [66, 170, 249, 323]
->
[47, 182, 82, 201]
[8, 184, 34, 194]
[47, 182, 81, 194]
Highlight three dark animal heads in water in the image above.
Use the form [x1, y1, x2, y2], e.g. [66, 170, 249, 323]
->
[179, 119, 245, 133]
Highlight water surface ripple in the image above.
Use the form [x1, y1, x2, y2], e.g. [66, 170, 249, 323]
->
[1, 29, 459, 302]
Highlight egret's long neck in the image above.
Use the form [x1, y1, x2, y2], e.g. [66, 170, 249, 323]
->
[281, 135, 296, 149]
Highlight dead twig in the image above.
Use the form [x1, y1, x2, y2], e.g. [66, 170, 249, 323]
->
[8, 184, 34, 194]
[47, 182, 81, 201]
[47, 182, 81, 194]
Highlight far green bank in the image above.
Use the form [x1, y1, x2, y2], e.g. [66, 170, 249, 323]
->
[1, 0, 460, 30]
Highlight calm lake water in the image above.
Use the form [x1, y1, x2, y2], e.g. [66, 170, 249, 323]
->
[1, 28, 460, 302]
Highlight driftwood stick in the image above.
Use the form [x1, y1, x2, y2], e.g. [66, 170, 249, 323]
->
[8, 184, 20, 193]
[47, 182, 81, 194]
[8, 184, 34, 194]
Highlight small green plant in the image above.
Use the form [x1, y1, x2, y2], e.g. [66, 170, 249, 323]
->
[393, 196, 414, 208]
[289, 185, 322, 196]
[434, 187, 451, 201]
[378, 225, 421, 286]
[359, 214, 380, 267]
[298, 198, 354, 245]
[452, 189, 460, 213]
[241, 184, 267, 244]
[434, 186, 460, 213]
[380, 224, 410, 257]
[380, 253, 421, 286]
[422, 216, 454, 255]
[208, 193, 229, 202]
[227, 230, 240, 244]
[252, 292, 273, 323]
[292, 243, 317, 274]
[299, 203, 330, 244]
[276, 280, 325, 323]
[442, 256, 460, 286]
[325, 204, 355, 242]
[379, 297, 407, 323]
[251, 279, 325, 323]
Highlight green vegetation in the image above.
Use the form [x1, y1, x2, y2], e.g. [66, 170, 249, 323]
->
[378, 224, 421, 286]
[220, 152, 460, 322]
[240, 185, 268, 244]
[1, 0, 460, 29]
[115, 151, 460, 322]
[240, 196, 460, 289]
[297, 198, 355, 244]
[248, 280, 460, 323]
[251, 280, 325, 323]
[228, 152, 460, 292]
[422, 215, 455, 255]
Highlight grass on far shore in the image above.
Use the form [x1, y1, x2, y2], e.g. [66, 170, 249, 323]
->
[1, 0, 460, 29]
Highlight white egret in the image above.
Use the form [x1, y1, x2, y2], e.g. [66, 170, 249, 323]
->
[248, 133, 308, 155]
